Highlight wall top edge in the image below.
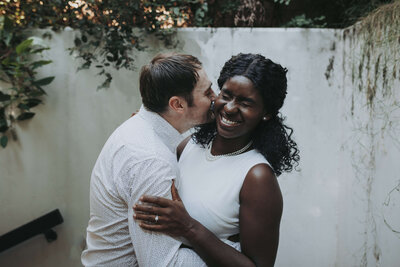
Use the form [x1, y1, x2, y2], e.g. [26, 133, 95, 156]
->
[176, 27, 343, 33]
[30, 27, 343, 34]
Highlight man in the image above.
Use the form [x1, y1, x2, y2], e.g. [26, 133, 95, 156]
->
[81, 54, 215, 266]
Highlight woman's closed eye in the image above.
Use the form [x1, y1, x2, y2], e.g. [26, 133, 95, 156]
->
[240, 101, 251, 107]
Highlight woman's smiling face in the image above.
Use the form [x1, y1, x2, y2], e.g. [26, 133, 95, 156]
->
[214, 75, 266, 140]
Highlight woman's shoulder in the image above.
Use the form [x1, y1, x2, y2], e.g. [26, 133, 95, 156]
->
[177, 135, 193, 160]
[241, 163, 281, 203]
[246, 163, 275, 182]
[242, 149, 272, 170]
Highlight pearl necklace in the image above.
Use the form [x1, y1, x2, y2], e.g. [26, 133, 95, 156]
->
[205, 139, 253, 161]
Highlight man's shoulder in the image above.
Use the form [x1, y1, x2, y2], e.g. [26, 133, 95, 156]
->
[114, 118, 175, 163]
[96, 115, 178, 176]
[109, 116, 154, 148]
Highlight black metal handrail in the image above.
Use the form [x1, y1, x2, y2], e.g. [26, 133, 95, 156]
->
[0, 209, 64, 253]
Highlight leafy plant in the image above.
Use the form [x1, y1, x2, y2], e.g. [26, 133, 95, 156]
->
[274, 0, 291, 5]
[284, 14, 326, 28]
[67, 0, 215, 89]
[1, 1, 213, 90]
[337, 0, 393, 28]
[1, 0, 393, 149]
[0, 15, 54, 148]
[0, 0, 214, 148]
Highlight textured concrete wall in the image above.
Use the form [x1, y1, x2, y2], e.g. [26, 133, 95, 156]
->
[334, 27, 400, 267]
[0, 28, 399, 267]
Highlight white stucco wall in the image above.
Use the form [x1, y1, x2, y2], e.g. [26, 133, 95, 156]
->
[0, 28, 399, 267]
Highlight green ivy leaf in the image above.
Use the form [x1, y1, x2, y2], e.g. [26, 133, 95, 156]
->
[28, 90, 46, 97]
[0, 115, 8, 133]
[0, 91, 11, 102]
[74, 37, 82, 46]
[0, 15, 14, 38]
[17, 112, 35, 121]
[173, 7, 180, 16]
[18, 103, 30, 110]
[0, 135, 8, 148]
[97, 73, 112, 90]
[16, 39, 34, 55]
[1, 57, 10, 65]
[0, 124, 8, 133]
[31, 60, 53, 70]
[116, 57, 122, 66]
[2, 31, 13, 47]
[33, 76, 55, 86]
[26, 98, 42, 108]
[0, 16, 5, 30]
[77, 61, 91, 71]
[106, 55, 115, 62]
[32, 47, 50, 54]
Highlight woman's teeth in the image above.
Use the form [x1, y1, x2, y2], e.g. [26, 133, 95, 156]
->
[221, 116, 239, 126]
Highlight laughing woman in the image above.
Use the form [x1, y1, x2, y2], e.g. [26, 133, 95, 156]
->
[134, 53, 300, 267]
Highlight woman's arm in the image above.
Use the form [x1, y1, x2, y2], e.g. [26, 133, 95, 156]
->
[133, 163, 282, 267]
[239, 163, 283, 266]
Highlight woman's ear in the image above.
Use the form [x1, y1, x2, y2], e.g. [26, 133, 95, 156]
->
[262, 114, 271, 121]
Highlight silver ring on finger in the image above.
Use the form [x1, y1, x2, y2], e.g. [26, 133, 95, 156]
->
[155, 215, 159, 223]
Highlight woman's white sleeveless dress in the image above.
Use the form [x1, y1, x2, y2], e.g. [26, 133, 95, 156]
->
[177, 139, 271, 244]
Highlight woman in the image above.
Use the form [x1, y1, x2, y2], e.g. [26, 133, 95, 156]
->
[134, 53, 299, 266]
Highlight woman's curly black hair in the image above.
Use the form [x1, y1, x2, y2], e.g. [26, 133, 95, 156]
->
[193, 53, 300, 176]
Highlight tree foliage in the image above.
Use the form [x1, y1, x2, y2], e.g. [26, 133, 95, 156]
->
[0, 0, 216, 89]
[0, 0, 396, 148]
[0, 15, 53, 148]
[0, 0, 214, 148]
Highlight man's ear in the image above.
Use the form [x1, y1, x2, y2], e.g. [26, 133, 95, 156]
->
[168, 96, 186, 114]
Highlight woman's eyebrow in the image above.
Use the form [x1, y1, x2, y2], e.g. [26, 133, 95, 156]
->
[237, 96, 256, 103]
[221, 88, 256, 103]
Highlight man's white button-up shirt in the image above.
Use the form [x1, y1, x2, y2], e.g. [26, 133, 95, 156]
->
[81, 106, 206, 266]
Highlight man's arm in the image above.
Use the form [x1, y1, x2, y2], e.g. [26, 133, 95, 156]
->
[134, 163, 282, 267]
[134, 190, 254, 267]
[126, 158, 207, 267]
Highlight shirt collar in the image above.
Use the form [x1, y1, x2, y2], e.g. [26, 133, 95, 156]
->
[138, 105, 184, 153]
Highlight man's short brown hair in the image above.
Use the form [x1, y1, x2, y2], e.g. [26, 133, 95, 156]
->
[139, 53, 202, 113]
